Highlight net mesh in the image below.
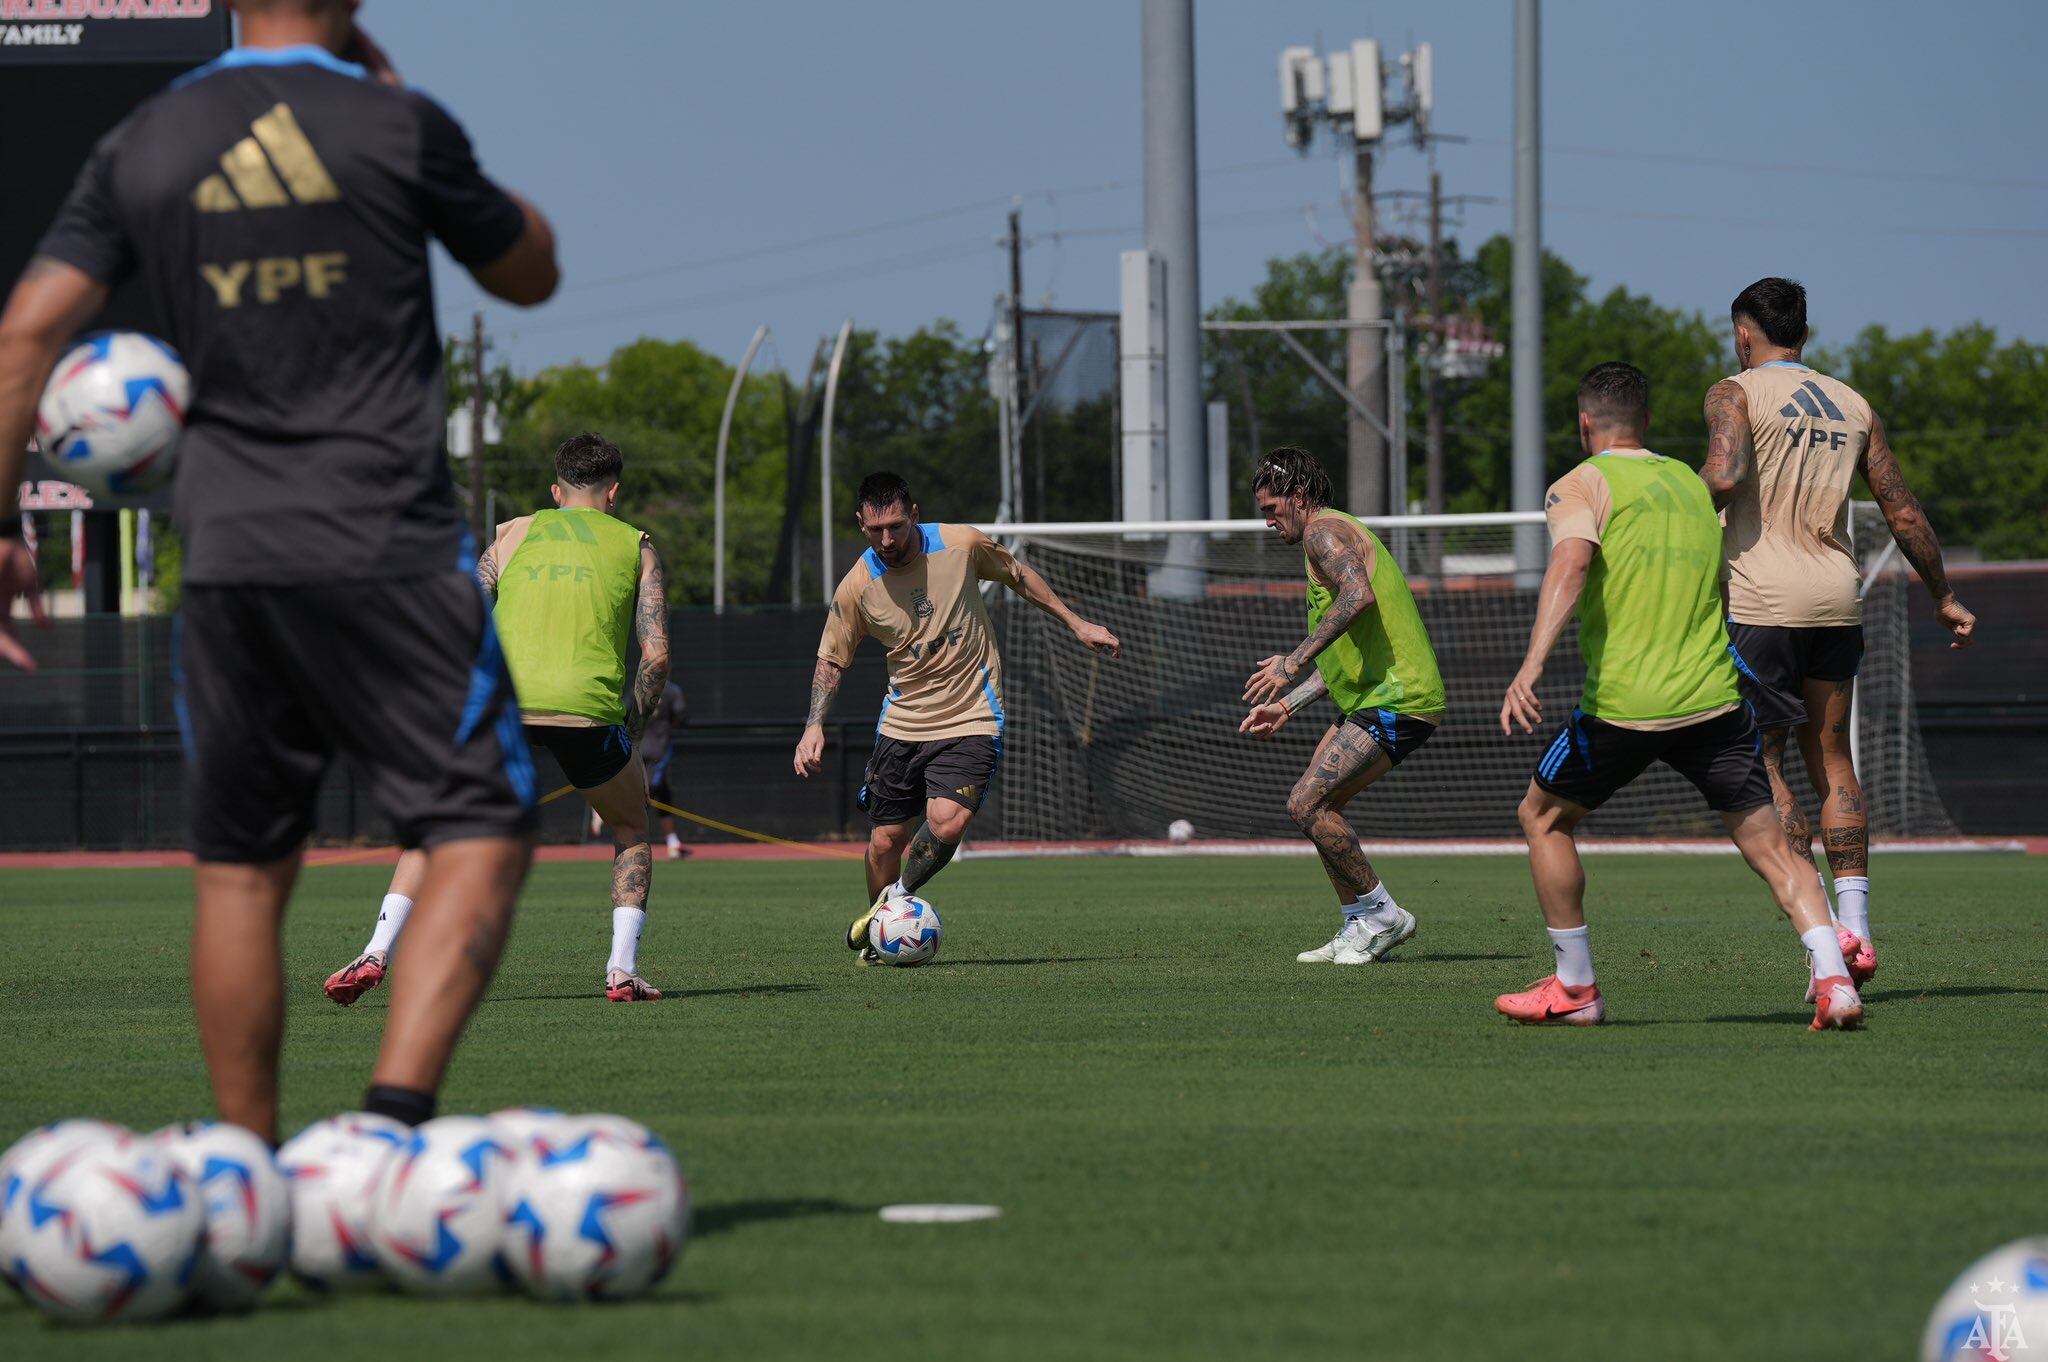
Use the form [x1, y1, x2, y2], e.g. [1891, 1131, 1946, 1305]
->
[987, 505, 1958, 842]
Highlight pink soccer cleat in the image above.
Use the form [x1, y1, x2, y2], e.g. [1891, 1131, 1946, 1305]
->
[323, 951, 387, 1006]
[605, 969, 663, 1002]
[1495, 974, 1606, 1026]
[1804, 926, 1878, 1002]
[1810, 975, 1864, 1031]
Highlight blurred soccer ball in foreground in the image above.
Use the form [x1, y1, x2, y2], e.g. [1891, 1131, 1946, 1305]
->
[1922, 1237, 2048, 1361]
[869, 895, 943, 965]
[365, 1115, 514, 1296]
[276, 1112, 407, 1291]
[501, 1113, 689, 1301]
[153, 1120, 290, 1310]
[37, 331, 190, 496]
[1, 1133, 203, 1323]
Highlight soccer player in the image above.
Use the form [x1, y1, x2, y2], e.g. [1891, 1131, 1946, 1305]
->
[325, 432, 671, 1004]
[1497, 362, 1863, 1031]
[0, 0, 558, 1141]
[1239, 447, 1445, 965]
[793, 471, 1119, 961]
[1702, 277, 1976, 992]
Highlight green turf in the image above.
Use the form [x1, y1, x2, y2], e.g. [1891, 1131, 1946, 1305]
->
[1, 852, 2044, 1359]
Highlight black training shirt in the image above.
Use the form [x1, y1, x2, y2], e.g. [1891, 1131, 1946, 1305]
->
[36, 45, 525, 585]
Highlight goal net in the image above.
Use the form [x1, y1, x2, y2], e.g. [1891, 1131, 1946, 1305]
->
[982, 505, 1957, 844]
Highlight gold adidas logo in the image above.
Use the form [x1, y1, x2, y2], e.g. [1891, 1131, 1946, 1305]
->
[191, 103, 339, 212]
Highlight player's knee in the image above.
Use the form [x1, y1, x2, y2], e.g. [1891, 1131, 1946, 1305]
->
[1284, 786, 1324, 832]
[1517, 791, 1566, 840]
[928, 802, 972, 844]
[869, 824, 910, 858]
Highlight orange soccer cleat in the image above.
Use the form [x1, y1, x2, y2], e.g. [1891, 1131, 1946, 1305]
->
[1495, 974, 1606, 1026]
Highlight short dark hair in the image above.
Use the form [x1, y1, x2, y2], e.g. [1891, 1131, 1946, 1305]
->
[856, 470, 912, 518]
[1250, 447, 1333, 507]
[553, 432, 623, 488]
[1577, 361, 1650, 429]
[1731, 277, 1808, 349]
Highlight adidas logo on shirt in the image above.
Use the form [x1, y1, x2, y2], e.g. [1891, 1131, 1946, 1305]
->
[1778, 379, 1845, 421]
[191, 102, 339, 212]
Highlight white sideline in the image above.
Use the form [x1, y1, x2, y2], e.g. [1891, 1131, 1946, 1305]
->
[960, 837, 2023, 860]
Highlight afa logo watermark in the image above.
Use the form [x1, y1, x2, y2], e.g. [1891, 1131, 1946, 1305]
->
[1931, 1263, 2048, 1362]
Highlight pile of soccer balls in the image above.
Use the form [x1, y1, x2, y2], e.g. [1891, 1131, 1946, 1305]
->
[0, 1108, 688, 1324]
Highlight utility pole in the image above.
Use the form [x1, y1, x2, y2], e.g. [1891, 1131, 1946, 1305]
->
[1008, 205, 1028, 522]
[1511, 0, 1545, 581]
[469, 307, 489, 551]
[1425, 170, 1445, 522]
[1348, 140, 1386, 517]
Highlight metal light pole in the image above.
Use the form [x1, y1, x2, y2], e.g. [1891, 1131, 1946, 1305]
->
[1511, 0, 1545, 581]
[713, 323, 769, 614]
[818, 318, 853, 604]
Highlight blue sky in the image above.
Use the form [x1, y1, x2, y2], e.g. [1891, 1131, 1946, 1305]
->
[364, 0, 2048, 376]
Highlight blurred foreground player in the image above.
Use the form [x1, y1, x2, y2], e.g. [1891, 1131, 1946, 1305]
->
[794, 472, 1119, 962]
[327, 433, 671, 1004]
[0, 0, 560, 1139]
[1497, 363, 1862, 1031]
[1702, 277, 1976, 995]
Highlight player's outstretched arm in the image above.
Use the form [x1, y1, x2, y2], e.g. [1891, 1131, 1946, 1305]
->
[1246, 517, 1376, 705]
[1861, 412, 1975, 648]
[1005, 558, 1120, 657]
[0, 256, 109, 671]
[794, 658, 844, 777]
[1501, 538, 1594, 735]
[627, 542, 671, 738]
[1700, 378, 1754, 509]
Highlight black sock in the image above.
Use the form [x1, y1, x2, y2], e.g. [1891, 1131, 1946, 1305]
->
[362, 1083, 437, 1127]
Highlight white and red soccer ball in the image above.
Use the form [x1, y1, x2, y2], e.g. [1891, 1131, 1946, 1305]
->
[275, 1112, 407, 1292]
[0, 1124, 205, 1324]
[500, 1113, 689, 1302]
[36, 331, 190, 497]
[869, 895, 944, 966]
[152, 1121, 290, 1311]
[364, 1115, 516, 1296]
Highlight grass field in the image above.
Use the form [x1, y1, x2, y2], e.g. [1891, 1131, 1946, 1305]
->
[2, 851, 2044, 1359]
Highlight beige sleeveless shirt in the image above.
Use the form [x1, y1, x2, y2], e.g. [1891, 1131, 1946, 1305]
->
[1721, 362, 1871, 626]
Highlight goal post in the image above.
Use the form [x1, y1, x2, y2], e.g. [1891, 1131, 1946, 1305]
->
[974, 506, 1958, 845]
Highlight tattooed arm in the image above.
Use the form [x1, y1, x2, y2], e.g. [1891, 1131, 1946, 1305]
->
[1700, 378, 1754, 509]
[1245, 516, 1376, 705]
[475, 543, 501, 596]
[626, 540, 670, 737]
[0, 257, 108, 671]
[1241, 670, 1327, 739]
[1500, 537, 1594, 734]
[1861, 412, 1975, 647]
[793, 657, 844, 777]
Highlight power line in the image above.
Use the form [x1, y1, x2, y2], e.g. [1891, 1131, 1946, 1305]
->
[1462, 136, 2048, 193]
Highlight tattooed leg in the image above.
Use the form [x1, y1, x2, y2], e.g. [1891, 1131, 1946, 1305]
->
[898, 824, 959, 894]
[587, 757, 652, 908]
[1760, 727, 1813, 864]
[1799, 677, 1868, 878]
[610, 842, 652, 911]
[1285, 723, 1394, 903]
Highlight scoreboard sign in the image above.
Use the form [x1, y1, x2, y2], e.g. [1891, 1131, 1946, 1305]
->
[0, 0, 228, 64]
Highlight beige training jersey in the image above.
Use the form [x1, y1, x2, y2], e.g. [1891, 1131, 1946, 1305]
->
[1721, 362, 1871, 627]
[818, 523, 1023, 743]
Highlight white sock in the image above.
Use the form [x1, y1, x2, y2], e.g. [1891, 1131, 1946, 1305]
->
[1802, 924, 1850, 981]
[608, 906, 646, 975]
[1833, 877, 1871, 941]
[884, 879, 906, 902]
[1547, 925, 1595, 987]
[1345, 884, 1403, 934]
[366, 894, 412, 957]
[666, 831, 681, 850]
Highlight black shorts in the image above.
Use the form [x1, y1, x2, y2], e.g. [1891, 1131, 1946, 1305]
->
[643, 749, 673, 805]
[1726, 622, 1863, 730]
[1341, 707, 1438, 767]
[859, 734, 1001, 827]
[1532, 705, 1771, 814]
[177, 574, 537, 864]
[525, 723, 635, 790]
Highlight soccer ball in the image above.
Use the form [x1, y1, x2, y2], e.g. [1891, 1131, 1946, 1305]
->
[36, 331, 190, 496]
[1922, 1237, 2048, 1361]
[1, 1134, 204, 1323]
[275, 1112, 407, 1291]
[869, 895, 943, 965]
[1167, 818, 1195, 843]
[364, 1115, 515, 1296]
[1, 1119, 130, 1239]
[488, 1106, 571, 1159]
[152, 1121, 289, 1310]
[501, 1113, 689, 1302]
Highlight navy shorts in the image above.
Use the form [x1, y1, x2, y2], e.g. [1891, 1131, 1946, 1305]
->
[1726, 622, 1863, 730]
[1533, 704, 1770, 814]
[525, 723, 634, 790]
[1341, 707, 1438, 767]
[859, 734, 1001, 827]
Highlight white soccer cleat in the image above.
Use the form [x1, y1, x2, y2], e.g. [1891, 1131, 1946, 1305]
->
[1296, 908, 1417, 965]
